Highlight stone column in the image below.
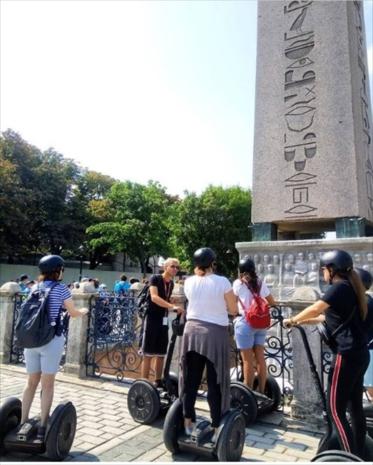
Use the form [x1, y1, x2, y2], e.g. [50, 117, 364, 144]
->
[288, 287, 324, 426]
[63, 283, 96, 378]
[0, 282, 21, 364]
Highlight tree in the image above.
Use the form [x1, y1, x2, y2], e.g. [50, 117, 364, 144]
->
[87, 180, 175, 273]
[170, 186, 252, 277]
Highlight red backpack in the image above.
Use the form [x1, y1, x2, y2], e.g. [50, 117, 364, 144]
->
[238, 281, 270, 329]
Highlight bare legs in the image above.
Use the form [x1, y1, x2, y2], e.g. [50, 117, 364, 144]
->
[253, 345, 267, 393]
[21, 373, 56, 426]
[240, 345, 267, 393]
[141, 356, 165, 381]
[21, 372, 41, 423]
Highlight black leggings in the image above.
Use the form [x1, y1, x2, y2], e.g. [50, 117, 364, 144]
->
[327, 349, 370, 456]
[182, 351, 222, 427]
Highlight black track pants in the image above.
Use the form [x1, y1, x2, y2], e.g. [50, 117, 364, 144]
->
[182, 351, 222, 427]
[327, 349, 370, 456]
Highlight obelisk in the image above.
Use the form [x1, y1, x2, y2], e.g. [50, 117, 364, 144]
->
[251, 0, 373, 240]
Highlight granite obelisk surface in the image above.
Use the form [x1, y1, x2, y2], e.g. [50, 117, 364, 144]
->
[252, 0, 373, 235]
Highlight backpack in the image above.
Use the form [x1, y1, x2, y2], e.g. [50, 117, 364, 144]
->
[15, 282, 60, 349]
[136, 284, 150, 319]
[239, 281, 270, 329]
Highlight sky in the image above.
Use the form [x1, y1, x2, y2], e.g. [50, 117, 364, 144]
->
[1, 0, 372, 197]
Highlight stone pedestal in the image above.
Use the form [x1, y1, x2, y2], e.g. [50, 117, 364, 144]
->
[0, 283, 21, 364]
[64, 291, 95, 378]
[287, 295, 324, 425]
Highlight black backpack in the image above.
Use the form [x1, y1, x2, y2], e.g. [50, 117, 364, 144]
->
[136, 284, 150, 319]
[15, 282, 60, 349]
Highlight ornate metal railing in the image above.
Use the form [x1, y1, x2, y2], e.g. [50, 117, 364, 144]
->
[86, 293, 143, 380]
[9, 293, 69, 368]
[9, 294, 24, 364]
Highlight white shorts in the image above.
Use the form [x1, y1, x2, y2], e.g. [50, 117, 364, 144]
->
[24, 335, 65, 374]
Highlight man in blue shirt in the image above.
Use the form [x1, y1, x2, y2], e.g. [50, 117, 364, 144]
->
[114, 274, 130, 294]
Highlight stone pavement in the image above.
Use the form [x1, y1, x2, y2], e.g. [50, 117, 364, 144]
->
[0, 365, 323, 462]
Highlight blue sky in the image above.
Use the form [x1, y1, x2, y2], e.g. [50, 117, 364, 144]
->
[1, 1, 372, 196]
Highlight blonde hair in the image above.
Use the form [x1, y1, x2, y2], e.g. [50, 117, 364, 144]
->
[164, 257, 180, 268]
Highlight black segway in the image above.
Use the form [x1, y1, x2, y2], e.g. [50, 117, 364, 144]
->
[127, 315, 183, 424]
[163, 398, 246, 462]
[0, 397, 77, 460]
[293, 325, 373, 462]
[230, 336, 282, 425]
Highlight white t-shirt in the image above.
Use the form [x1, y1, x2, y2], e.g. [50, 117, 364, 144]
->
[184, 274, 232, 326]
[232, 279, 270, 316]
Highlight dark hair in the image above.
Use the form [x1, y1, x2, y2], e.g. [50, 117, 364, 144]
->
[38, 271, 60, 282]
[20, 274, 29, 281]
[120, 274, 127, 281]
[240, 268, 260, 294]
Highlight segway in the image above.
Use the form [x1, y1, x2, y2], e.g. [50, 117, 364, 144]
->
[0, 397, 77, 460]
[293, 325, 373, 462]
[127, 315, 183, 424]
[163, 398, 246, 462]
[229, 335, 282, 425]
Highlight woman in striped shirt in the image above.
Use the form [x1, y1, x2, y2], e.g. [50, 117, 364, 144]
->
[21, 255, 88, 441]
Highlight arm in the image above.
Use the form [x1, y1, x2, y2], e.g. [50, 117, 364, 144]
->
[224, 290, 239, 316]
[283, 300, 329, 328]
[149, 286, 182, 313]
[64, 298, 89, 318]
[265, 294, 276, 307]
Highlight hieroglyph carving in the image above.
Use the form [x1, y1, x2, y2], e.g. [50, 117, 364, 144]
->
[284, 1, 318, 218]
[353, 1, 373, 213]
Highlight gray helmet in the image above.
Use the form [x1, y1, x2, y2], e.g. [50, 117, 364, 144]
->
[193, 247, 216, 268]
[239, 257, 255, 274]
[38, 255, 65, 274]
[320, 250, 353, 273]
[356, 267, 373, 290]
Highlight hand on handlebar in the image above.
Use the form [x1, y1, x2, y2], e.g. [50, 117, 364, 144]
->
[283, 318, 298, 328]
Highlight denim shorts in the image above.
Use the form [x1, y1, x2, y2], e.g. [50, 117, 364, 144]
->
[234, 317, 267, 350]
[24, 335, 65, 374]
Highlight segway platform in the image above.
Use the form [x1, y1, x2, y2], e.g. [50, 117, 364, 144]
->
[163, 399, 246, 462]
[0, 397, 77, 460]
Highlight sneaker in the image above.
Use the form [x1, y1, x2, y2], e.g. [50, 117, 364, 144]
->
[35, 426, 46, 443]
[184, 422, 195, 436]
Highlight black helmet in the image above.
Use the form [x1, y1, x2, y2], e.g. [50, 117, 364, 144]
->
[239, 257, 255, 274]
[39, 255, 65, 274]
[356, 267, 373, 290]
[320, 250, 353, 273]
[193, 247, 216, 268]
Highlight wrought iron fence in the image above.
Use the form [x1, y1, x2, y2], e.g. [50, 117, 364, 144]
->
[86, 293, 142, 380]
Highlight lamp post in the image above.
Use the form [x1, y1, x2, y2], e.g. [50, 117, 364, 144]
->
[78, 245, 84, 282]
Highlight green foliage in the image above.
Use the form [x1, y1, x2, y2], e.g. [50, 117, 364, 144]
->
[87, 181, 175, 273]
[169, 185, 252, 277]
[1, 129, 252, 277]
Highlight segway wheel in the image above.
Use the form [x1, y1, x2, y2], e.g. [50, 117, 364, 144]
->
[163, 399, 183, 454]
[0, 397, 22, 454]
[263, 376, 282, 411]
[127, 380, 160, 424]
[230, 382, 257, 426]
[45, 402, 77, 460]
[0, 397, 22, 435]
[311, 450, 363, 462]
[216, 410, 246, 462]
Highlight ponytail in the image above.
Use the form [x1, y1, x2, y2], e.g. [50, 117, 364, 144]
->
[348, 269, 368, 320]
[241, 270, 260, 294]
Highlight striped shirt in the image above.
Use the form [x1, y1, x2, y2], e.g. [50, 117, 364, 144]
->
[31, 281, 71, 323]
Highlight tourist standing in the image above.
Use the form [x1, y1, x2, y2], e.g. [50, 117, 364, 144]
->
[233, 257, 275, 393]
[140, 258, 183, 385]
[283, 250, 369, 458]
[179, 247, 238, 440]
